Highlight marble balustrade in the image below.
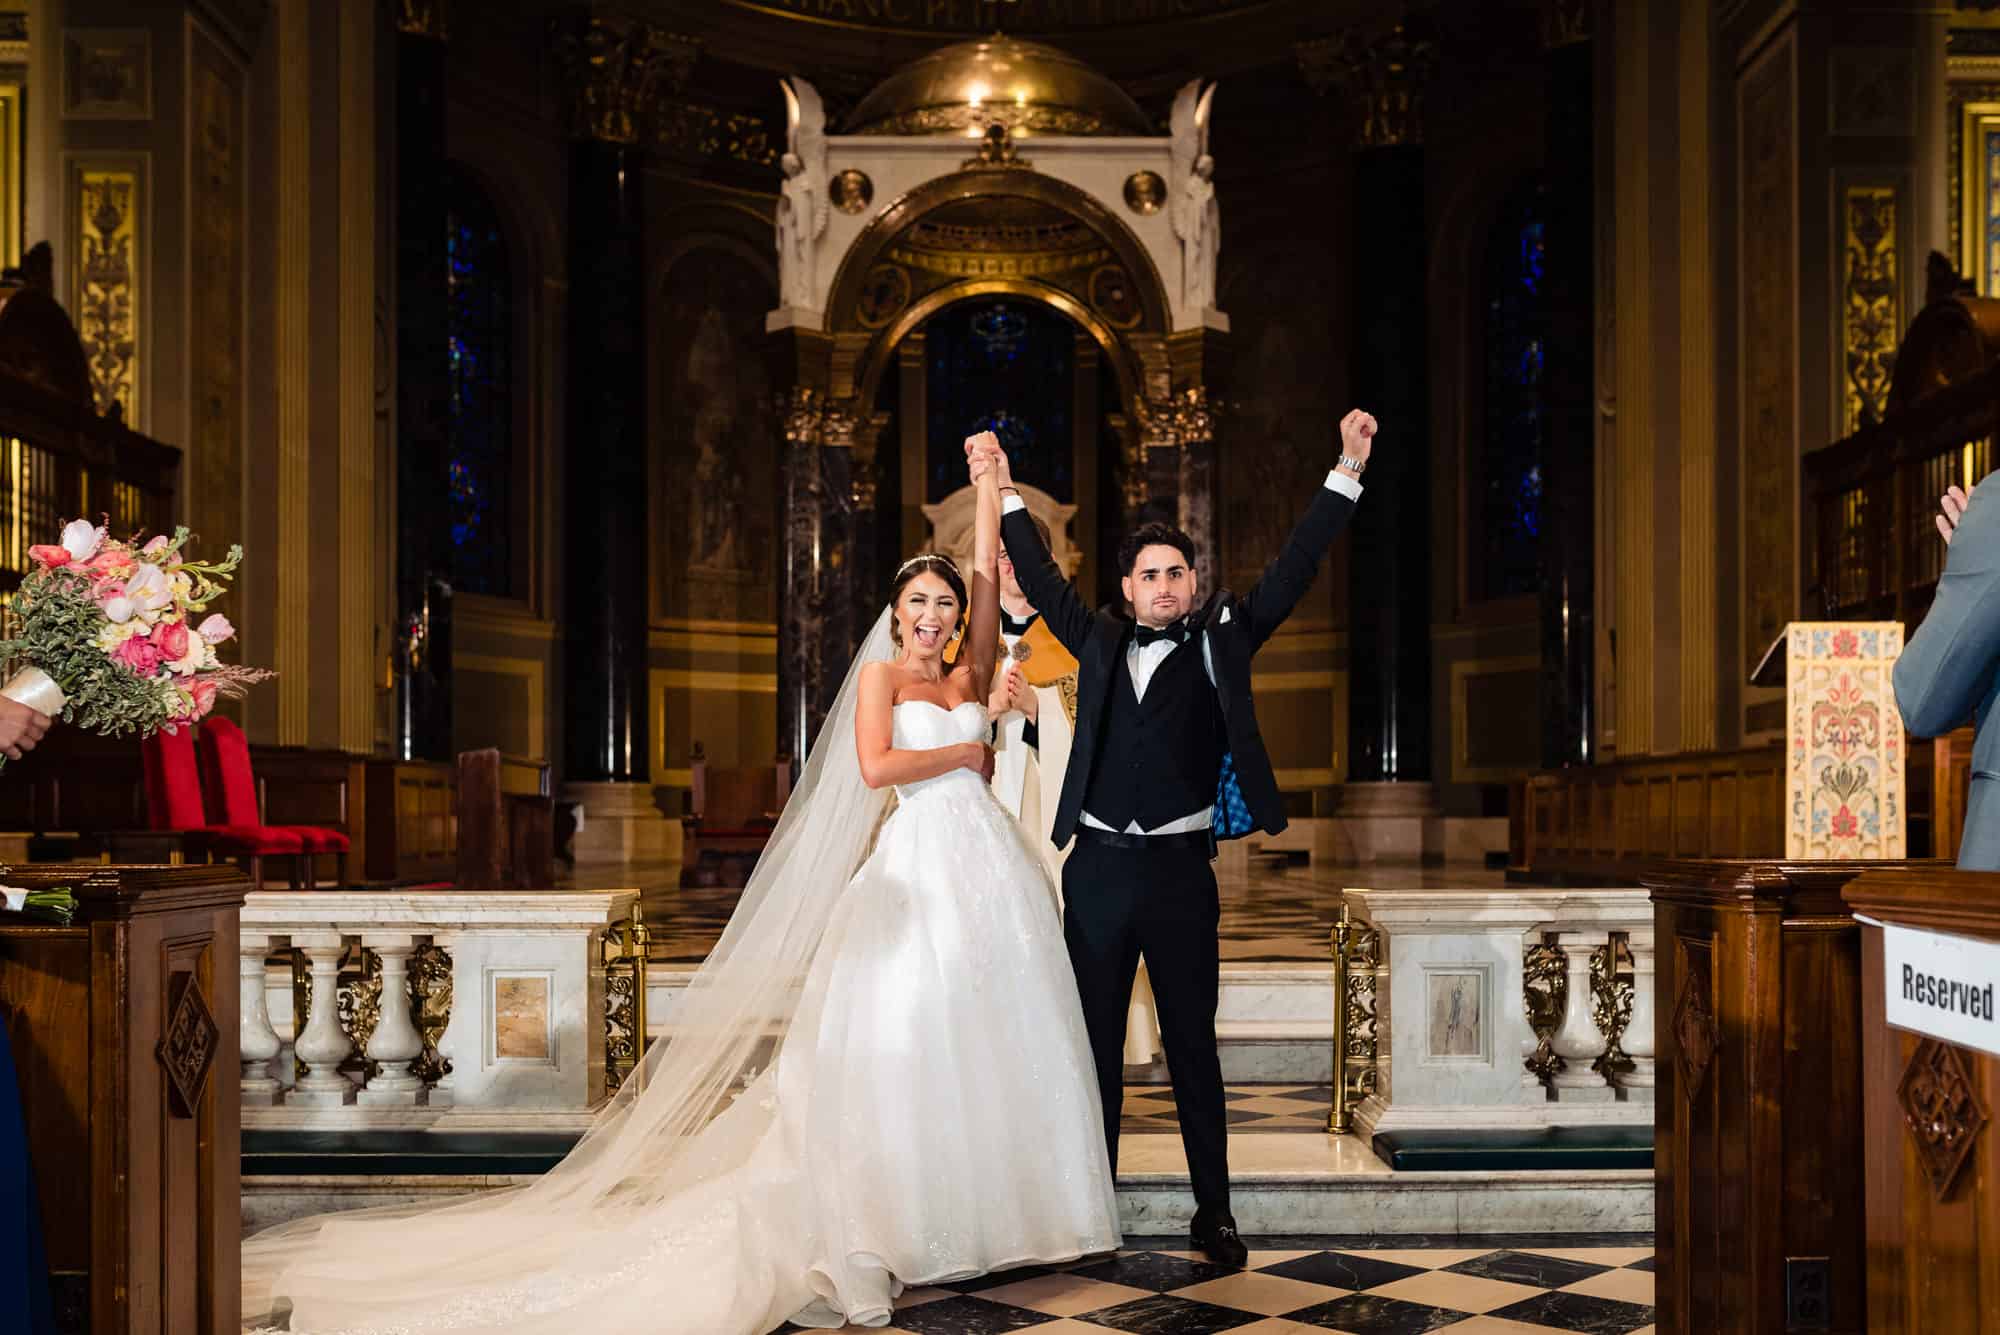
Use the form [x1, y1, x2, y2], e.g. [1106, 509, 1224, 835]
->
[239, 889, 640, 1128]
[1342, 885, 1655, 1137]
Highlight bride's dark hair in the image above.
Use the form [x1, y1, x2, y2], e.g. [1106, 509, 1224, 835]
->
[888, 554, 968, 649]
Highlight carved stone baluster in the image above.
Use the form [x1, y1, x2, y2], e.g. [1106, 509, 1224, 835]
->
[1618, 929, 1657, 1092]
[1548, 929, 1615, 1099]
[240, 933, 283, 1106]
[291, 934, 357, 1106]
[359, 935, 425, 1104]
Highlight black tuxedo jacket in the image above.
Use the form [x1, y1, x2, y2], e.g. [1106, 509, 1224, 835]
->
[1001, 484, 1357, 848]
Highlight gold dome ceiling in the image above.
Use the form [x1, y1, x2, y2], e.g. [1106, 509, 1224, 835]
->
[844, 36, 1152, 138]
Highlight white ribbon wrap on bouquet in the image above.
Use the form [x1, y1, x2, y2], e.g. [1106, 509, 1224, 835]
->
[0, 666, 66, 716]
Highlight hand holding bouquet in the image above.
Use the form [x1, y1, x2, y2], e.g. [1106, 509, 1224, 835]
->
[0, 520, 273, 765]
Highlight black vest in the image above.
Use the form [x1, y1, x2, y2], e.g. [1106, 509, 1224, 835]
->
[1082, 639, 1225, 831]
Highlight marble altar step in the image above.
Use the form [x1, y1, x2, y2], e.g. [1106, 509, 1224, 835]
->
[239, 1130, 1653, 1239]
[642, 962, 1339, 1085]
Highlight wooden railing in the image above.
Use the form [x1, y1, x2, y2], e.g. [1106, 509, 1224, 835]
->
[0, 273, 178, 587]
[1511, 732, 1971, 878]
[1803, 283, 2000, 631]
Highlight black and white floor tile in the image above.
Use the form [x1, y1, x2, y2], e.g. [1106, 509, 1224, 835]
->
[1122, 1085, 1334, 1135]
[778, 1236, 1655, 1334]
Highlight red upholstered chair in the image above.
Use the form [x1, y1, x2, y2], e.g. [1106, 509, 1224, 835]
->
[141, 725, 307, 892]
[197, 716, 351, 889]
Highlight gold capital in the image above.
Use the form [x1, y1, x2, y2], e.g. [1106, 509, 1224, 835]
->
[1297, 24, 1438, 149]
[550, 12, 697, 144]
[1542, 0, 1590, 49]
[396, 0, 448, 41]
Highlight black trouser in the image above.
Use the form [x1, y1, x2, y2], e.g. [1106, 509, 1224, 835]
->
[1062, 832, 1230, 1215]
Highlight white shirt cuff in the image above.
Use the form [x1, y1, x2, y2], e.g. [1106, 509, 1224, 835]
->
[1001, 493, 1027, 515]
[1325, 469, 1364, 501]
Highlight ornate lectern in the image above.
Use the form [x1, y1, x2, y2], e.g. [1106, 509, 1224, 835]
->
[0, 864, 250, 1334]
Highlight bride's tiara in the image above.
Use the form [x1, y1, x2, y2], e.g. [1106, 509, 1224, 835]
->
[895, 552, 962, 579]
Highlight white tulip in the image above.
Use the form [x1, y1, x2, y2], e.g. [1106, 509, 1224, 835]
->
[103, 595, 135, 624]
[60, 519, 104, 562]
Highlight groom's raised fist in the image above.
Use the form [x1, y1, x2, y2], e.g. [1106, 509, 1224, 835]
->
[1338, 410, 1377, 471]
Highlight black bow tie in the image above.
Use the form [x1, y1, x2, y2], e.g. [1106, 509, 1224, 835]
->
[1133, 619, 1190, 648]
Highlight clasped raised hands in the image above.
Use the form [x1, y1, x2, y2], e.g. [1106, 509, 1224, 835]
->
[964, 430, 1009, 488]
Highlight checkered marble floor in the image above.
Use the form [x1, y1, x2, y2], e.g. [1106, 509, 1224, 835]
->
[585, 858, 1508, 966]
[1124, 1085, 1333, 1135]
[777, 1236, 1655, 1334]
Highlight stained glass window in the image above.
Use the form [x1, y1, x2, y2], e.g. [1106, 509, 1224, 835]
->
[445, 168, 512, 597]
[924, 298, 1075, 503]
[1476, 177, 1547, 601]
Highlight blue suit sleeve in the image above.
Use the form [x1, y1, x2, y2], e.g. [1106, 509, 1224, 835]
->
[1896, 496, 2000, 737]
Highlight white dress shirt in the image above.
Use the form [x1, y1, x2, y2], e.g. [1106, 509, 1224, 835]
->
[1002, 469, 1364, 836]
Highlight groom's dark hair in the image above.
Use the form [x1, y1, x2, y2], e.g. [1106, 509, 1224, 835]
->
[1117, 522, 1197, 577]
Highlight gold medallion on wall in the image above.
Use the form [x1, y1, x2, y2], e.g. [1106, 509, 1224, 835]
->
[855, 262, 911, 329]
[1087, 263, 1143, 330]
[830, 168, 874, 215]
[1123, 171, 1166, 216]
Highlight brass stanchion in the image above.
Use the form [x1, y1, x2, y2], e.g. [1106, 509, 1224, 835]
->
[629, 906, 650, 1091]
[1328, 904, 1351, 1136]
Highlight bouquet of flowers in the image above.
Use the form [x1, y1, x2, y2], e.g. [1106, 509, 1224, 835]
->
[0, 519, 273, 763]
[0, 885, 74, 924]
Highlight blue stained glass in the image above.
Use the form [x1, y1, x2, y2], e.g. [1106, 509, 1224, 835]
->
[1478, 179, 1548, 600]
[925, 300, 1076, 503]
[444, 169, 512, 597]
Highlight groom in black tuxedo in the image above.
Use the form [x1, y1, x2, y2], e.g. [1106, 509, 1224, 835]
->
[971, 410, 1374, 1267]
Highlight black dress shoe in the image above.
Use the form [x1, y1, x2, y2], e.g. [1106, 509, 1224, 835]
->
[1190, 1210, 1248, 1268]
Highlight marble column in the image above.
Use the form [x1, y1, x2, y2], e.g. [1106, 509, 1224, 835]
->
[552, 14, 686, 854]
[392, 3, 453, 761]
[239, 934, 282, 1106]
[1339, 28, 1434, 790]
[290, 936, 355, 1107]
[1539, 5, 1596, 767]
[776, 389, 886, 768]
[358, 938, 425, 1105]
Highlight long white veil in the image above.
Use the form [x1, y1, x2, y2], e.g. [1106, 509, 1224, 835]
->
[245, 608, 899, 1331]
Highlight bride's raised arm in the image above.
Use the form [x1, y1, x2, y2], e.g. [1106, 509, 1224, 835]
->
[965, 432, 1003, 698]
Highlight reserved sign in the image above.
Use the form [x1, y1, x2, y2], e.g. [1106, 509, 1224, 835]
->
[1880, 920, 2000, 1058]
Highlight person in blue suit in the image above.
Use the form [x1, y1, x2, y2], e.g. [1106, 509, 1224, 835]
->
[0, 693, 58, 1335]
[1900, 480, 2000, 869]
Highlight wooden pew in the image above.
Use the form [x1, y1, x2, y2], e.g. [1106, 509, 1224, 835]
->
[680, 746, 789, 887]
[1843, 868, 2000, 1331]
[456, 749, 553, 889]
[0, 863, 251, 1334]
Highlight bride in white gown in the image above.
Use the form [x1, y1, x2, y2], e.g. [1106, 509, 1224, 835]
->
[243, 438, 1119, 1333]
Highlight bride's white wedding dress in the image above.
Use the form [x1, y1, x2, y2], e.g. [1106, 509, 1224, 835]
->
[246, 689, 1118, 1334]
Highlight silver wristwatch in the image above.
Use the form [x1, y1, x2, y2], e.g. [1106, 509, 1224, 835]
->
[1338, 454, 1368, 475]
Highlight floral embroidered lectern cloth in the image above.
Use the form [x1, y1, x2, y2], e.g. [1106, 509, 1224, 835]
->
[1785, 621, 1905, 859]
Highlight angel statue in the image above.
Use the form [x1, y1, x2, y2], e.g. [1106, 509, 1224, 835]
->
[777, 77, 830, 312]
[1168, 79, 1219, 318]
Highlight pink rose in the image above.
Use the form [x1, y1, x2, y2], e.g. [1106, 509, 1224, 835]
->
[112, 635, 163, 676]
[189, 679, 219, 717]
[152, 620, 190, 660]
[197, 614, 235, 645]
[85, 549, 132, 574]
[27, 545, 70, 568]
